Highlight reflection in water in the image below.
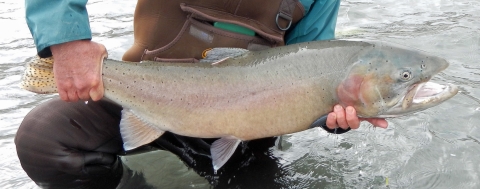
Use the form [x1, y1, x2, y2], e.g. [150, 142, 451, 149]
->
[122, 135, 290, 188]
[1, 0, 480, 188]
[123, 133, 361, 188]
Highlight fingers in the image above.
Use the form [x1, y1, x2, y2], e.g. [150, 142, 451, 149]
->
[58, 77, 102, 102]
[326, 105, 388, 131]
[57, 79, 91, 102]
[334, 105, 348, 130]
[326, 105, 351, 130]
[77, 85, 92, 101]
[345, 106, 360, 129]
[56, 79, 81, 102]
[67, 90, 79, 102]
[58, 89, 69, 101]
[325, 112, 337, 129]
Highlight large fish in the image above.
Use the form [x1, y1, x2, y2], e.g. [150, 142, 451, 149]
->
[21, 40, 458, 170]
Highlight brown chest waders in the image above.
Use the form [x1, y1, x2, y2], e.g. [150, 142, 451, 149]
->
[122, 0, 305, 62]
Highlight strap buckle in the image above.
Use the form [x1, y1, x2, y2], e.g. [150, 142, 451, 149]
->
[275, 12, 292, 31]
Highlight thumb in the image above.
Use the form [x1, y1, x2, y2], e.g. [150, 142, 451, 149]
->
[90, 82, 104, 101]
[90, 53, 107, 101]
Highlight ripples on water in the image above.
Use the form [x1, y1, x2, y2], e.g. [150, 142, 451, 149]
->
[1, 0, 479, 188]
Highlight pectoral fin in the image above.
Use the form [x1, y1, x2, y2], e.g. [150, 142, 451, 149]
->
[211, 137, 241, 171]
[120, 109, 165, 151]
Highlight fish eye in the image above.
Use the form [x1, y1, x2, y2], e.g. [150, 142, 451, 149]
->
[401, 71, 412, 80]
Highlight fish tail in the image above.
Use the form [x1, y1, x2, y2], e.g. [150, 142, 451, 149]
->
[20, 56, 58, 94]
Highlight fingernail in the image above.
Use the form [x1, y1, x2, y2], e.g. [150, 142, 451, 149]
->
[346, 107, 354, 114]
[328, 112, 336, 120]
[334, 105, 342, 111]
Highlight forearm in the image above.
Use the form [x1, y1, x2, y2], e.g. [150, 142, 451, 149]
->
[26, 0, 92, 57]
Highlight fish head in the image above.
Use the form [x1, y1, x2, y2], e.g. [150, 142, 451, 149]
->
[336, 41, 458, 118]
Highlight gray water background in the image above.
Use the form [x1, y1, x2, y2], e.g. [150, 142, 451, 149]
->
[1, 0, 479, 188]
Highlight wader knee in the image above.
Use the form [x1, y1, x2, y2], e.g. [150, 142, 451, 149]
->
[15, 98, 125, 188]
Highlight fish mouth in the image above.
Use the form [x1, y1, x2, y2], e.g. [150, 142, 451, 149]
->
[407, 81, 458, 106]
[382, 81, 458, 118]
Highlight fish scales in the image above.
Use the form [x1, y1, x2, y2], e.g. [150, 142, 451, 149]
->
[102, 41, 368, 140]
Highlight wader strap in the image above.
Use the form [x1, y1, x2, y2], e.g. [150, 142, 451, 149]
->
[276, 0, 298, 31]
[123, 0, 305, 62]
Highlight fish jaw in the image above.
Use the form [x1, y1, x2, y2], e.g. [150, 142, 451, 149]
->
[379, 81, 458, 118]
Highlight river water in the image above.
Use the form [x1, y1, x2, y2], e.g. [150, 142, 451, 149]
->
[1, 0, 479, 188]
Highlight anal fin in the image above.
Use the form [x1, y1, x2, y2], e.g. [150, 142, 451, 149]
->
[120, 109, 165, 151]
[211, 137, 241, 171]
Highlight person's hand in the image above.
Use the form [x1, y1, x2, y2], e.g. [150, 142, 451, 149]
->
[326, 105, 388, 130]
[51, 40, 107, 102]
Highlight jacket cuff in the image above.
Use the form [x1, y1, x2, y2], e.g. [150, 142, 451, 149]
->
[26, 0, 92, 57]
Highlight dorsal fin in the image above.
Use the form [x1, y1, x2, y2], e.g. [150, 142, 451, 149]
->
[210, 137, 241, 171]
[200, 48, 249, 64]
[120, 109, 165, 150]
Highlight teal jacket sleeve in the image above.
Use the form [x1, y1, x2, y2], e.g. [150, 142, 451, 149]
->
[286, 0, 340, 45]
[26, 0, 92, 57]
